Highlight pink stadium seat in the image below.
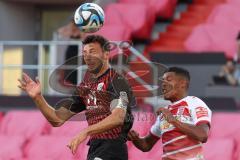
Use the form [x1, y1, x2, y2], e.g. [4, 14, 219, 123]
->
[0, 135, 25, 160]
[210, 113, 240, 138]
[119, 0, 177, 18]
[105, 3, 155, 39]
[184, 23, 239, 59]
[227, 0, 240, 5]
[128, 138, 163, 160]
[209, 113, 240, 160]
[132, 112, 156, 137]
[207, 4, 240, 26]
[203, 138, 235, 160]
[94, 24, 132, 41]
[153, 0, 178, 18]
[50, 120, 88, 137]
[24, 135, 89, 160]
[184, 25, 213, 52]
[0, 110, 50, 139]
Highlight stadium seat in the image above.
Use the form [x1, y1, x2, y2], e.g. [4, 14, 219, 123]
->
[0, 110, 50, 139]
[187, 5, 215, 13]
[180, 13, 207, 23]
[146, 45, 186, 53]
[210, 113, 240, 139]
[207, 4, 240, 27]
[105, 3, 155, 40]
[166, 25, 194, 35]
[159, 32, 189, 41]
[0, 135, 25, 160]
[119, 0, 177, 19]
[50, 120, 88, 137]
[128, 138, 163, 160]
[93, 24, 132, 41]
[184, 23, 239, 59]
[203, 138, 235, 160]
[227, 0, 240, 5]
[208, 113, 240, 160]
[132, 112, 156, 137]
[24, 135, 89, 160]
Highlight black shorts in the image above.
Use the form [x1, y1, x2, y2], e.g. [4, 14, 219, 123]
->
[87, 139, 128, 160]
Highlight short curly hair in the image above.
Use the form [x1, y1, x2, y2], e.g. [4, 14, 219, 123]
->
[82, 35, 110, 52]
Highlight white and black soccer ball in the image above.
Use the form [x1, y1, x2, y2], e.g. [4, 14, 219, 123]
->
[74, 3, 105, 33]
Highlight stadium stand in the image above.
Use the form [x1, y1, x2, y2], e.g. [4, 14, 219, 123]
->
[203, 138, 235, 160]
[0, 111, 50, 139]
[24, 136, 80, 160]
[105, 3, 155, 40]
[94, 25, 132, 41]
[50, 120, 88, 137]
[118, 0, 178, 19]
[0, 135, 25, 160]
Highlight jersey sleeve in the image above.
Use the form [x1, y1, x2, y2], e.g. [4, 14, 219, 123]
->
[54, 91, 86, 114]
[68, 90, 86, 113]
[189, 97, 212, 127]
[108, 74, 136, 110]
[150, 116, 162, 138]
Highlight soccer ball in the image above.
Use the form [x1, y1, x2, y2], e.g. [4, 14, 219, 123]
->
[74, 3, 105, 33]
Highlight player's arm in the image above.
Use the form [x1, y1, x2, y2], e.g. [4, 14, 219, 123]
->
[171, 120, 209, 143]
[85, 107, 126, 136]
[18, 73, 82, 127]
[157, 106, 210, 143]
[128, 130, 159, 152]
[32, 95, 74, 127]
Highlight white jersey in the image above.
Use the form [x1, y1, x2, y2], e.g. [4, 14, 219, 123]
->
[151, 96, 212, 160]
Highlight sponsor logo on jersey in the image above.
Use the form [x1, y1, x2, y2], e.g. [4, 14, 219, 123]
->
[97, 82, 104, 91]
[196, 106, 208, 119]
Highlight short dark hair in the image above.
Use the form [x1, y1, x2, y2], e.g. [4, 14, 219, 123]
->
[82, 35, 110, 52]
[165, 67, 190, 81]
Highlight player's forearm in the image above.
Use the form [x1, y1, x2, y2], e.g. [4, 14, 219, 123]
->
[172, 120, 208, 142]
[85, 109, 125, 136]
[132, 138, 152, 152]
[33, 95, 64, 126]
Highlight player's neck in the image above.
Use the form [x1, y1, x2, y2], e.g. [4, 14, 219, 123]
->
[92, 62, 109, 78]
[171, 93, 188, 103]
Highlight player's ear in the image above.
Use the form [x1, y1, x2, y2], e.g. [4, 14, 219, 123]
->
[103, 51, 109, 60]
[178, 78, 186, 89]
[181, 79, 189, 89]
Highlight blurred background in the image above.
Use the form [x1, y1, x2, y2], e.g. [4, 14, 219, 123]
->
[0, 0, 240, 159]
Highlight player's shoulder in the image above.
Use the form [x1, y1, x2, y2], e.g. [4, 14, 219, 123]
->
[111, 68, 129, 83]
[185, 96, 208, 107]
[186, 96, 204, 102]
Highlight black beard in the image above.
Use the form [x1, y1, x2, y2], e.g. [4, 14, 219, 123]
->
[89, 61, 103, 74]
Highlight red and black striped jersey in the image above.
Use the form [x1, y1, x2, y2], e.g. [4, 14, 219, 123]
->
[70, 68, 136, 141]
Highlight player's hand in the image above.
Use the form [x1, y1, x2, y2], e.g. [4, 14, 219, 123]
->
[18, 73, 41, 99]
[156, 107, 176, 124]
[67, 130, 88, 155]
[127, 130, 140, 141]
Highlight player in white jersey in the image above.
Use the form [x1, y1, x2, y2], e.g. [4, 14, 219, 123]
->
[128, 67, 212, 160]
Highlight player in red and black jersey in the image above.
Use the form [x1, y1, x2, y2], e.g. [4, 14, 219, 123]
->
[18, 35, 136, 160]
